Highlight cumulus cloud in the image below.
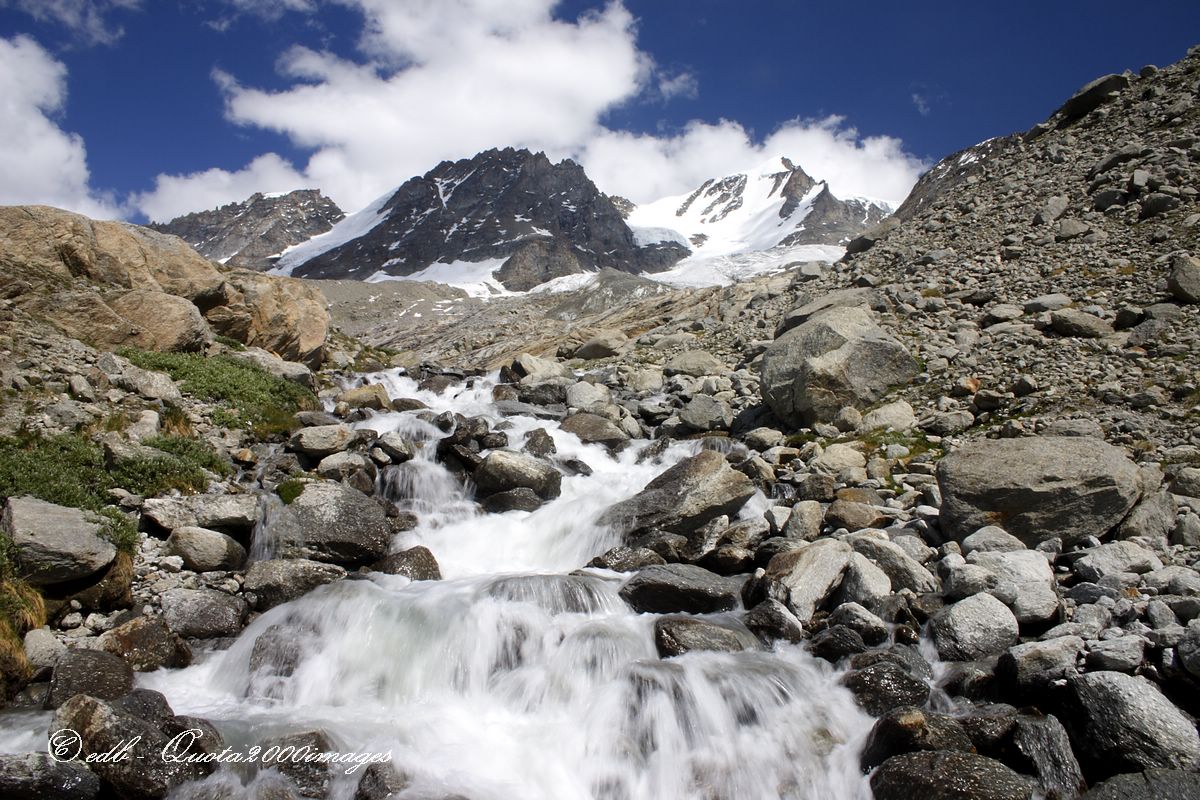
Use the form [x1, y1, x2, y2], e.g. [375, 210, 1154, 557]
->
[0, 35, 118, 217]
[1, 0, 141, 46]
[132, 153, 306, 222]
[135, 0, 926, 219]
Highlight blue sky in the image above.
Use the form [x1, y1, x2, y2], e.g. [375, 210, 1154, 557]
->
[1, 1, 1198, 222]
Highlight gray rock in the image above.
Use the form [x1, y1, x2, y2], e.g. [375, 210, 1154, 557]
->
[166, 526, 246, 572]
[1116, 491, 1177, 541]
[663, 350, 726, 377]
[1088, 636, 1146, 672]
[1033, 196, 1070, 226]
[1024, 293, 1073, 313]
[46, 649, 133, 708]
[1167, 255, 1200, 303]
[160, 588, 248, 639]
[760, 305, 919, 426]
[762, 539, 852, 622]
[861, 706, 975, 771]
[23, 627, 65, 670]
[618, 564, 740, 614]
[961, 526, 1027, 554]
[1074, 541, 1163, 583]
[1055, 73, 1129, 123]
[270, 481, 391, 566]
[870, 751, 1034, 800]
[243, 559, 346, 610]
[598, 450, 755, 537]
[1051, 309, 1113, 338]
[372, 546, 442, 581]
[653, 616, 757, 657]
[261, 730, 333, 798]
[1068, 671, 1200, 772]
[845, 533, 938, 593]
[930, 592, 1019, 661]
[559, 412, 630, 450]
[782, 500, 823, 540]
[315, 450, 376, 481]
[861, 400, 918, 432]
[968, 550, 1058, 623]
[1171, 467, 1200, 497]
[512, 352, 574, 383]
[837, 552, 894, 605]
[828, 602, 889, 645]
[474, 450, 562, 500]
[937, 436, 1142, 547]
[2, 496, 116, 586]
[1177, 626, 1200, 678]
[574, 329, 628, 359]
[744, 598, 806, 643]
[1080, 769, 1200, 800]
[0, 752, 100, 800]
[679, 395, 734, 431]
[841, 660, 931, 717]
[998, 636, 1084, 693]
[288, 424, 358, 457]
[229, 347, 315, 390]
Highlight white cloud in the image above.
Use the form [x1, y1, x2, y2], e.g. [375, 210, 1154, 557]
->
[132, 153, 306, 222]
[0, 35, 118, 217]
[912, 92, 931, 116]
[1, 0, 141, 46]
[135, 0, 925, 219]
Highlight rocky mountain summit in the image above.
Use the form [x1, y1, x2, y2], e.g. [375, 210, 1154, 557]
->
[150, 189, 344, 271]
[280, 147, 689, 290]
[0, 44, 1200, 800]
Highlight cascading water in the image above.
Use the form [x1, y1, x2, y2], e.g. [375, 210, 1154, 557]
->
[9, 369, 877, 799]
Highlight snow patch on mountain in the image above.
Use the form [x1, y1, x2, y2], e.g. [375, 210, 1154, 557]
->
[273, 191, 393, 275]
[365, 256, 512, 299]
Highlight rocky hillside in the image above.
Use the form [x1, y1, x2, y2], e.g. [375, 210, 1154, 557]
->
[149, 189, 344, 271]
[280, 148, 689, 290]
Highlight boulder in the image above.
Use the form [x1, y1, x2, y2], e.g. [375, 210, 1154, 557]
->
[861, 706, 975, 771]
[1050, 309, 1113, 338]
[841, 660, 931, 716]
[1080, 769, 1200, 800]
[482, 488, 544, 512]
[228, 347, 315, 389]
[663, 350, 726, 377]
[288, 424, 358, 458]
[0, 753, 100, 800]
[845, 218, 900, 255]
[1167, 254, 1200, 304]
[967, 550, 1058, 624]
[160, 588, 249, 639]
[762, 539, 852, 623]
[760, 305, 919, 426]
[202, 269, 329, 368]
[575, 329, 628, 359]
[560, 412, 630, 450]
[1073, 541, 1163, 583]
[106, 290, 212, 352]
[270, 481, 391, 566]
[510, 353, 573, 383]
[653, 616, 758, 657]
[1055, 73, 1129, 123]
[845, 533, 938, 593]
[372, 546, 442, 581]
[315, 450, 376, 482]
[52, 693, 211, 799]
[870, 751, 1034, 800]
[474, 450, 562, 501]
[166, 526, 246, 572]
[861, 400, 918, 432]
[243, 559, 346, 610]
[2, 496, 116, 586]
[998, 636, 1084, 694]
[587, 545, 666, 572]
[930, 592, 1019, 661]
[961, 526, 1026, 554]
[336, 384, 391, 410]
[46, 649, 133, 709]
[937, 436, 1142, 546]
[98, 616, 192, 672]
[679, 395, 734, 432]
[597, 451, 755, 537]
[618, 564, 741, 614]
[1067, 671, 1200, 774]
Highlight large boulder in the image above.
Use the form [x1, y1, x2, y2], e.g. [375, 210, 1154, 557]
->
[1167, 254, 1200, 304]
[597, 451, 755, 537]
[2, 496, 116, 586]
[228, 347, 315, 389]
[930, 592, 1019, 662]
[967, 550, 1058, 624]
[575, 329, 628, 359]
[98, 616, 192, 672]
[0, 753, 100, 800]
[201, 269, 329, 368]
[269, 481, 391, 566]
[870, 751, 1034, 800]
[559, 412, 630, 450]
[45, 650, 133, 709]
[761, 539, 852, 623]
[618, 564, 741, 614]
[760, 305, 919, 426]
[243, 558, 346, 610]
[106, 290, 212, 352]
[653, 616, 758, 657]
[166, 526, 246, 572]
[52, 694, 212, 799]
[1067, 671, 1200, 775]
[937, 437, 1142, 546]
[1080, 770, 1200, 800]
[159, 588, 249, 639]
[474, 450, 562, 501]
[288, 424, 358, 458]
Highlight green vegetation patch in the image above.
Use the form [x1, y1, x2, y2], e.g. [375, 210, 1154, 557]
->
[275, 479, 307, 505]
[118, 349, 317, 436]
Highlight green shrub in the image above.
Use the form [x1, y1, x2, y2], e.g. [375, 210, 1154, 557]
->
[275, 479, 306, 505]
[97, 509, 139, 555]
[144, 435, 232, 477]
[118, 349, 317, 436]
[214, 335, 246, 351]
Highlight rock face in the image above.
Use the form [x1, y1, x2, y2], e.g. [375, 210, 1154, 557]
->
[282, 147, 686, 287]
[243, 558, 346, 610]
[2, 496, 116, 586]
[150, 189, 345, 270]
[870, 751, 1034, 800]
[760, 305, 919, 426]
[0, 753, 101, 800]
[597, 450, 755, 537]
[0, 205, 330, 366]
[937, 436, 1142, 546]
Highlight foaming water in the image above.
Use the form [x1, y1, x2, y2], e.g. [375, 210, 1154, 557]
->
[9, 369, 876, 799]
